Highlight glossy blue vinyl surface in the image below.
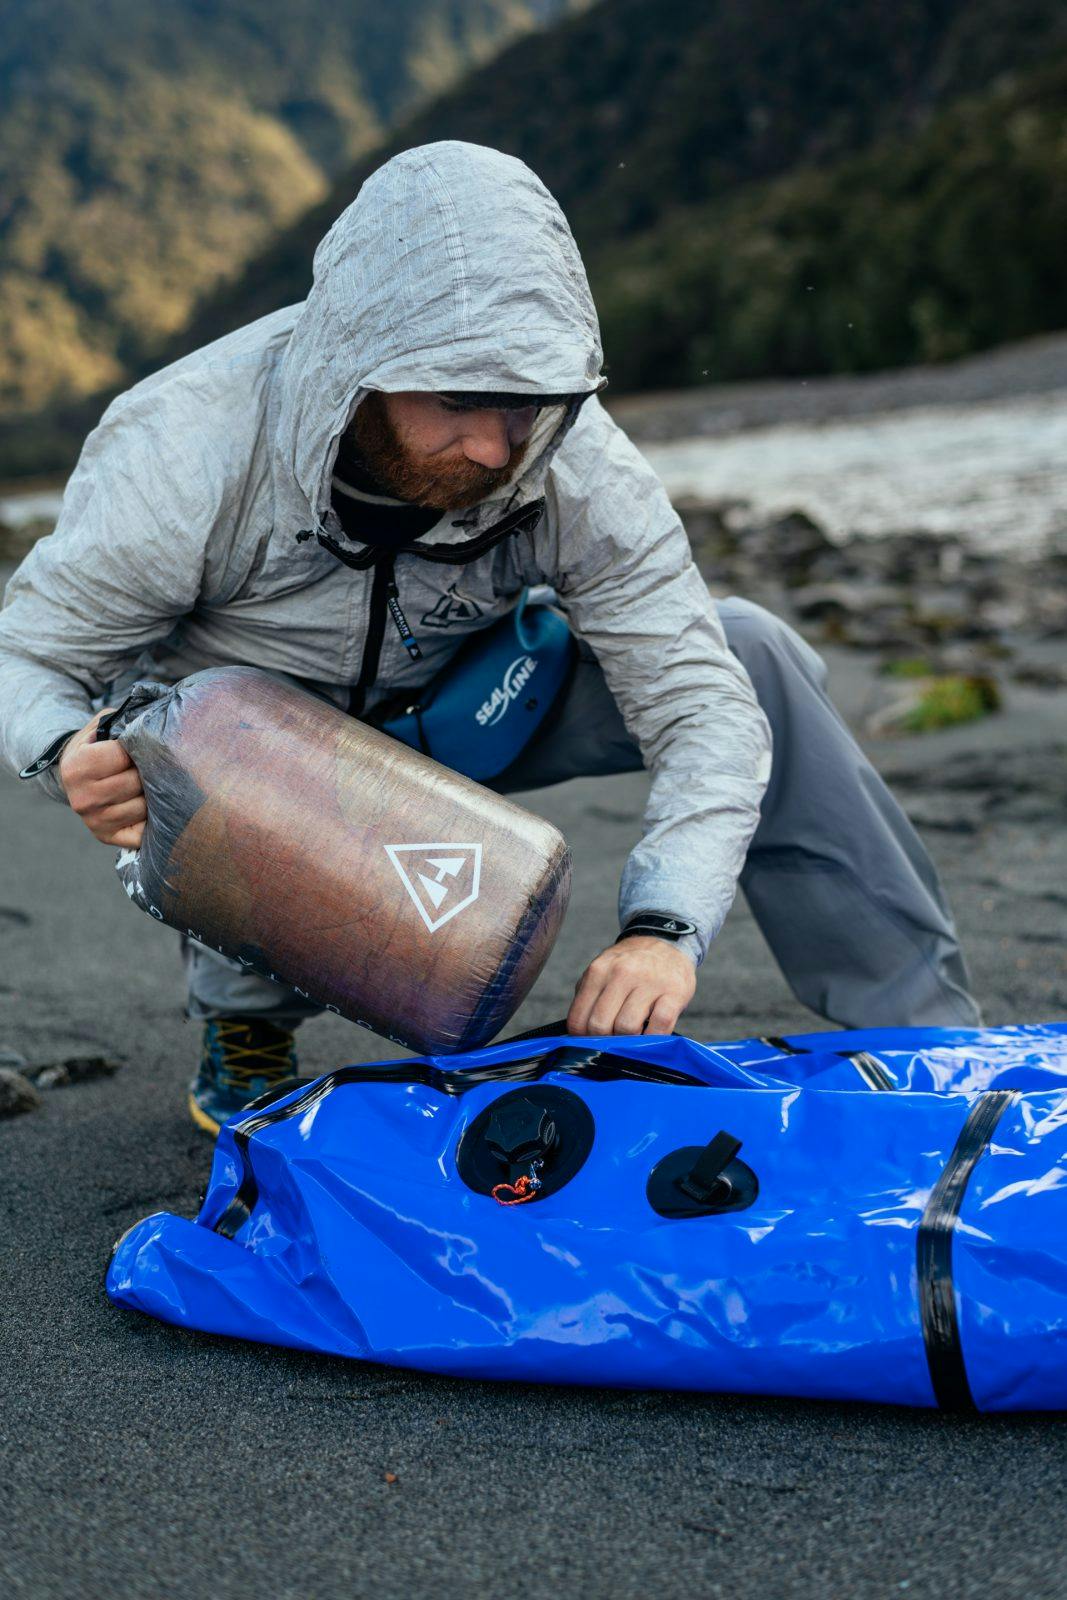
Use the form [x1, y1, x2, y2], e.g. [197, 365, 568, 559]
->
[106, 1024, 1067, 1408]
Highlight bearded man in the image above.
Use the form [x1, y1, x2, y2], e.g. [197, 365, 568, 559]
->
[0, 142, 979, 1133]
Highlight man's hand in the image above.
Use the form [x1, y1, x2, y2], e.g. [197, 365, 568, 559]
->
[567, 937, 697, 1036]
[58, 710, 146, 848]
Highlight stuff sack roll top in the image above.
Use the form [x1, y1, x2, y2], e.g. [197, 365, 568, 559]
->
[105, 666, 571, 1052]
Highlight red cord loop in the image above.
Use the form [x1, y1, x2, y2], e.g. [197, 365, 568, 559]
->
[491, 1171, 542, 1206]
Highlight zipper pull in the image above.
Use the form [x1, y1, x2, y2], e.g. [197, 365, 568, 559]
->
[386, 578, 422, 660]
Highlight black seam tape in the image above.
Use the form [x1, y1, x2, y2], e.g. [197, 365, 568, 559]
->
[758, 1036, 810, 1056]
[845, 1050, 895, 1091]
[917, 1088, 1017, 1411]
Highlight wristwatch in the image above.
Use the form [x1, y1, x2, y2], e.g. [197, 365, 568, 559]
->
[19, 729, 79, 781]
[615, 911, 698, 945]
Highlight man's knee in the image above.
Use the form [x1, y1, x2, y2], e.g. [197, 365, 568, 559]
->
[715, 596, 828, 695]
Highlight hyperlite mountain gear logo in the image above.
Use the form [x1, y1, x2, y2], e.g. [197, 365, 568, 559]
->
[384, 843, 482, 932]
[421, 583, 484, 629]
[476, 654, 538, 727]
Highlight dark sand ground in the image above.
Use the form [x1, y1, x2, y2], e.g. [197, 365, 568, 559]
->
[1, 628, 1064, 1599]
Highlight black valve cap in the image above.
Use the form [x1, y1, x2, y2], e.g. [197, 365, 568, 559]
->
[484, 1096, 558, 1168]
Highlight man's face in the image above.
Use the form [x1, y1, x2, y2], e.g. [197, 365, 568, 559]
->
[346, 391, 537, 510]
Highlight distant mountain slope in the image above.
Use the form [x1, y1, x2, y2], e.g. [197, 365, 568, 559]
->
[0, 0, 575, 418]
[595, 58, 1067, 388]
[3, 0, 1066, 479]
[172, 0, 1067, 345]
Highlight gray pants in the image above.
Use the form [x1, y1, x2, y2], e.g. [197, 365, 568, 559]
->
[183, 598, 980, 1031]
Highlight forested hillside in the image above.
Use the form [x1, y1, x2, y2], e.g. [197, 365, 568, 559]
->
[172, 0, 1067, 351]
[596, 58, 1067, 388]
[0, 0, 574, 418]
[3, 0, 1065, 478]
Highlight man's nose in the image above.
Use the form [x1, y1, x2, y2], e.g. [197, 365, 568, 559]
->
[461, 410, 532, 469]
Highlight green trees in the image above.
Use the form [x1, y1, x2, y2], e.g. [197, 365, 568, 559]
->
[0, 0, 570, 421]
[593, 64, 1067, 389]
[2, 0, 1066, 480]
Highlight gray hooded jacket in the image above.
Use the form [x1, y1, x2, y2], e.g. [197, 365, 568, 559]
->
[0, 141, 770, 961]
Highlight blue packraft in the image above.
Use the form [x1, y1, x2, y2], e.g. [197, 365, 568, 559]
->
[106, 1023, 1067, 1410]
[380, 591, 574, 780]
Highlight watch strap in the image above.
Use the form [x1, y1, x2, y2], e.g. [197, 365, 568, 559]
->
[19, 729, 79, 781]
[616, 911, 698, 945]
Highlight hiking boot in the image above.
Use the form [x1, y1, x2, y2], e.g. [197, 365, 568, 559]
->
[189, 1018, 298, 1135]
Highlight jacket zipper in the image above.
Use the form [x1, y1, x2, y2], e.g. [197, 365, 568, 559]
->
[349, 554, 422, 718]
[349, 553, 393, 718]
[306, 498, 548, 716]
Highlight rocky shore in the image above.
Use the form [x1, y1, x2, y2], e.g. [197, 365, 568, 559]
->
[677, 499, 1067, 724]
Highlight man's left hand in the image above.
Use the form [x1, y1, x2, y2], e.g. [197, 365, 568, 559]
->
[567, 937, 697, 1036]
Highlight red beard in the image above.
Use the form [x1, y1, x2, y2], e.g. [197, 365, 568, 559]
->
[345, 392, 530, 511]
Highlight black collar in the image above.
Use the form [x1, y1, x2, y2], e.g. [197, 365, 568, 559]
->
[303, 496, 547, 571]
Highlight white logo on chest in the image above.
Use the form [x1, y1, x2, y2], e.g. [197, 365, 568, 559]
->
[384, 842, 483, 932]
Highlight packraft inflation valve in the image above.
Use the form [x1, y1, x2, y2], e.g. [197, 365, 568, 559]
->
[647, 1130, 758, 1217]
[457, 1087, 594, 1204]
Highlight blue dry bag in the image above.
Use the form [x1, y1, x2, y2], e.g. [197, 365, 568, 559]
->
[381, 591, 575, 781]
[106, 1022, 1067, 1410]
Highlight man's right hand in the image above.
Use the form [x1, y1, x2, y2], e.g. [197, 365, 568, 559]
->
[59, 711, 146, 848]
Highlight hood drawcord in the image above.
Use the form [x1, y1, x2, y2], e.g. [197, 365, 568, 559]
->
[386, 576, 421, 662]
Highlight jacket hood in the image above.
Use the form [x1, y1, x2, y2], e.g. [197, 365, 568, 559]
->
[273, 141, 606, 543]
